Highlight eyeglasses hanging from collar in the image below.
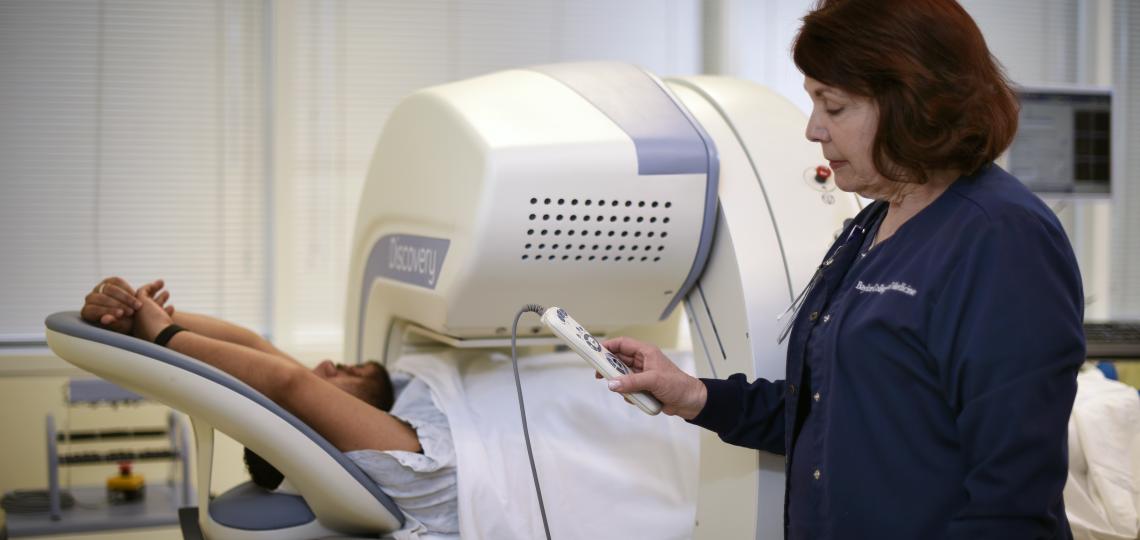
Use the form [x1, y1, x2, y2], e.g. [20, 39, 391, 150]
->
[776, 222, 868, 344]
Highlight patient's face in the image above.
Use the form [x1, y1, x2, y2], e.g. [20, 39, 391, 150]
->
[313, 360, 395, 410]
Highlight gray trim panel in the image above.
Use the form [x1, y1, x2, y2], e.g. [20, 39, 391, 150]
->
[667, 79, 796, 303]
[356, 234, 450, 363]
[651, 74, 720, 320]
[530, 63, 720, 320]
[531, 62, 708, 175]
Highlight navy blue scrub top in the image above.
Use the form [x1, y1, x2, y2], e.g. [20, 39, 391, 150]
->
[689, 165, 1085, 539]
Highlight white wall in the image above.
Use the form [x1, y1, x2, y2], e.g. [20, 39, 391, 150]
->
[703, 0, 815, 115]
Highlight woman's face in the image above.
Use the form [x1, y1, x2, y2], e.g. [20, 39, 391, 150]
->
[803, 77, 893, 199]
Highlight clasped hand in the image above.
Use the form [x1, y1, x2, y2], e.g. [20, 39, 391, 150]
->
[81, 277, 175, 341]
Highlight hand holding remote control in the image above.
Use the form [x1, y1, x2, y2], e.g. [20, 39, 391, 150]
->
[540, 307, 662, 416]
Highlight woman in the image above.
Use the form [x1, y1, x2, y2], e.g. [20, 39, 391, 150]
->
[605, 1, 1085, 538]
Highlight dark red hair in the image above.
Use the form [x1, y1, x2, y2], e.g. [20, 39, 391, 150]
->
[793, 0, 1018, 184]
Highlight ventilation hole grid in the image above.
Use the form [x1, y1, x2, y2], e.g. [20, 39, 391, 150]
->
[524, 197, 672, 262]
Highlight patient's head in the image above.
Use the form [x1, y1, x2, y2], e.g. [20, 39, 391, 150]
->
[245, 360, 395, 490]
[312, 360, 395, 411]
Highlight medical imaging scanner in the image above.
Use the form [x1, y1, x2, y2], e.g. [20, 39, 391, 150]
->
[46, 61, 857, 539]
[343, 61, 859, 539]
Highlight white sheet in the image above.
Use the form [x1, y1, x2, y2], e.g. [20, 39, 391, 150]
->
[1065, 366, 1140, 540]
[394, 348, 700, 539]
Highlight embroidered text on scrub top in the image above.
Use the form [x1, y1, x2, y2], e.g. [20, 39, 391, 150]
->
[854, 280, 917, 296]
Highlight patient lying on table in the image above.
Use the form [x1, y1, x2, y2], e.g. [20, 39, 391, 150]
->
[80, 277, 458, 534]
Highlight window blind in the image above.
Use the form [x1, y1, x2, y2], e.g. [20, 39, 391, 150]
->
[959, 0, 1080, 86]
[0, 0, 267, 343]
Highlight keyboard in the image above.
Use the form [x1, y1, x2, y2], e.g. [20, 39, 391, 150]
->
[1084, 321, 1140, 359]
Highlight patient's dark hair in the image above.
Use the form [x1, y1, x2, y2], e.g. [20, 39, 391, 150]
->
[361, 361, 396, 412]
[243, 360, 395, 490]
[244, 447, 285, 490]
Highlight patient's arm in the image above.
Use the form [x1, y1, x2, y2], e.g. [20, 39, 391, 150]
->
[82, 277, 301, 365]
[132, 291, 421, 454]
[170, 311, 301, 366]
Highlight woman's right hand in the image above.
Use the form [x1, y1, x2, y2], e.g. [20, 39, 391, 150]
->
[602, 336, 708, 420]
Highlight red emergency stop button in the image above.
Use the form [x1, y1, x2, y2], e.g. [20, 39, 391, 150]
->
[814, 165, 832, 183]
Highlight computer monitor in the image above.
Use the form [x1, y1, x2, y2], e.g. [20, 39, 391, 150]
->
[1006, 86, 1112, 196]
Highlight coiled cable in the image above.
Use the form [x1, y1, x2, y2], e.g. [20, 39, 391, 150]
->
[511, 304, 552, 540]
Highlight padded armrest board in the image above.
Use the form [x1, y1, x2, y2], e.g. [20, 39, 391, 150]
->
[44, 312, 404, 530]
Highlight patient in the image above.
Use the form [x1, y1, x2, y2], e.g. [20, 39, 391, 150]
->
[80, 277, 458, 534]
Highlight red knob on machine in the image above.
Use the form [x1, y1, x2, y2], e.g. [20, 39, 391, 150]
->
[814, 165, 832, 183]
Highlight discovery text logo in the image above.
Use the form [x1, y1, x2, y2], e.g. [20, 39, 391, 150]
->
[372, 234, 450, 290]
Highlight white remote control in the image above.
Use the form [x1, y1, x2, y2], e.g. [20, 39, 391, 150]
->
[540, 306, 662, 416]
